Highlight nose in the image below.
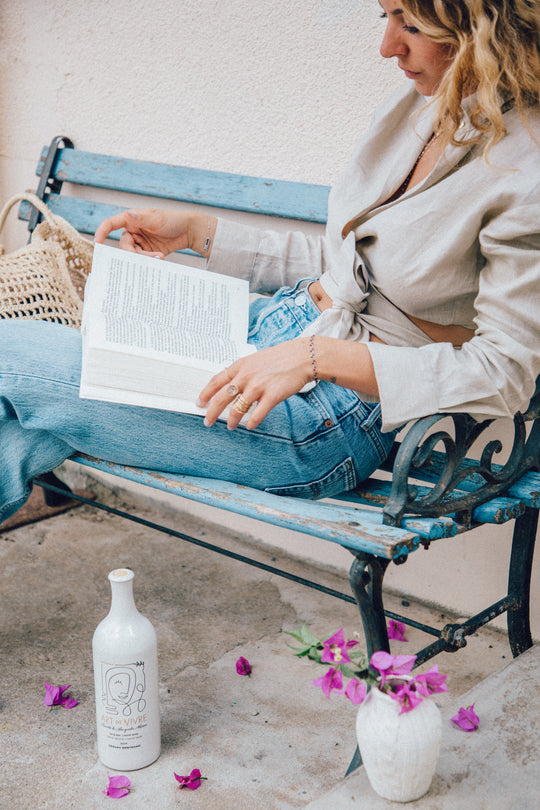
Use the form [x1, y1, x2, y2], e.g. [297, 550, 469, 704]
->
[380, 21, 409, 59]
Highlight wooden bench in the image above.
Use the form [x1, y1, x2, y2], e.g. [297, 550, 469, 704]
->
[21, 135, 539, 677]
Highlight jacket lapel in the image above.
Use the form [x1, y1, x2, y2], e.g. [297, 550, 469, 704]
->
[340, 95, 477, 238]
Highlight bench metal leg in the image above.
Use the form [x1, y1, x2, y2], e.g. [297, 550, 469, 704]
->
[348, 552, 391, 658]
[346, 553, 391, 776]
[507, 506, 538, 657]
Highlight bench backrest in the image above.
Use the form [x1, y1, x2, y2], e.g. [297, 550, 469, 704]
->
[20, 135, 330, 240]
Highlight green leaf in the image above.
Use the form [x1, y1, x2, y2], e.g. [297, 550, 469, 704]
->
[284, 629, 306, 644]
[298, 623, 321, 647]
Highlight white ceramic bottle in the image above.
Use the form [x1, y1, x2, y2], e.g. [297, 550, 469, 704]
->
[92, 568, 161, 770]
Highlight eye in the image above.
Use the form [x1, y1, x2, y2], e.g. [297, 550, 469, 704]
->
[379, 11, 419, 34]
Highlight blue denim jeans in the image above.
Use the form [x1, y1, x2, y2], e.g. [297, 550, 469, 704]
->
[0, 280, 396, 521]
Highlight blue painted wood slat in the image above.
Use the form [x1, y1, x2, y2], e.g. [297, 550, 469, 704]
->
[37, 146, 330, 223]
[70, 454, 461, 558]
[344, 477, 527, 524]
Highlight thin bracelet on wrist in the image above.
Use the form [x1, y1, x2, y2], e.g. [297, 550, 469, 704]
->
[203, 216, 212, 253]
[308, 335, 319, 383]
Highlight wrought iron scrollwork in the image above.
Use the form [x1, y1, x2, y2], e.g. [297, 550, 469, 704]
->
[383, 384, 540, 528]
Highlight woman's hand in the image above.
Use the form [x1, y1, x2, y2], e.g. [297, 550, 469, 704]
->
[199, 336, 380, 430]
[199, 338, 314, 431]
[94, 208, 217, 259]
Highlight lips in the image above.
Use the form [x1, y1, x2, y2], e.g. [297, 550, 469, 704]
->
[401, 67, 420, 79]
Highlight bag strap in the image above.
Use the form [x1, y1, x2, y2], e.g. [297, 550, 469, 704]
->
[0, 192, 56, 239]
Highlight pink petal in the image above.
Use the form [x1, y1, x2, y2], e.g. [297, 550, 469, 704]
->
[414, 665, 448, 696]
[103, 786, 131, 798]
[108, 775, 132, 789]
[57, 684, 79, 708]
[235, 656, 252, 676]
[186, 769, 203, 790]
[387, 619, 408, 642]
[323, 629, 346, 648]
[344, 678, 367, 705]
[174, 769, 205, 790]
[312, 666, 343, 698]
[59, 696, 79, 709]
[369, 650, 394, 671]
[103, 773, 132, 798]
[392, 683, 423, 714]
[369, 652, 416, 684]
[389, 654, 417, 675]
[43, 681, 60, 706]
[322, 629, 351, 664]
[451, 703, 480, 731]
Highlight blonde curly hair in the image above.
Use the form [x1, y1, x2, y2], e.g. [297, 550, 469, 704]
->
[401, 0, 540, 155]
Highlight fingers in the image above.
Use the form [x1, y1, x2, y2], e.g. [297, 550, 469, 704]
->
[118, 228, 164, 258]
[199, 367, 248, 428]
[198, 365, 276, 431]
[94, 211, 136, 244]
[94, 210, 165, 258]
[197, 341, 309, 431]
[197, 365, 255, 430]
[118, 229, 137, 251]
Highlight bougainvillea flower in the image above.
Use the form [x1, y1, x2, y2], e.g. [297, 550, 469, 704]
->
[370, 652, 416, 684]
[391, 681, 423, 714]
[236, 656, 252, 676]
[102, 773, 133, 798]
[387, 619, 408, 642]
[312, 666, 343, 698]
[43, 681, 79, 709]
[344, 678, 367, 705]
[174, 768, 206, 790]
[451, 704, 480, 731]
[414, 665, 449, 696]
[321, 628, 359, 665]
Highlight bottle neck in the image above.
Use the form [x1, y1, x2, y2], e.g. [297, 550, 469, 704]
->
[108, 570, 139, 617]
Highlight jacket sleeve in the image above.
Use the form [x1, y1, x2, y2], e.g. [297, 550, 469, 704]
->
[367, 200, 540, 432]
[206, 216, 331, 293]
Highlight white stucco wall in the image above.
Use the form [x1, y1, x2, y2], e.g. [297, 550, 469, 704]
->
[0, 0, 397, 247]
[0, 0, 537, 639]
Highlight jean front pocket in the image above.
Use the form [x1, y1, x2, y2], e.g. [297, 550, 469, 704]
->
[264, 455, 357, 500]
[351, 402, 397, 470]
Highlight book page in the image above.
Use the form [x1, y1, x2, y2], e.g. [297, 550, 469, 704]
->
[85, 243, 250, 365]
[80, 243, 256, 416]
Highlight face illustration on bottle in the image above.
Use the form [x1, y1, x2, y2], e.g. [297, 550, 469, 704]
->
[100, 662, 147, 715]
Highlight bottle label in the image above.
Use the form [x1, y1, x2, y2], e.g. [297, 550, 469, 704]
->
[97, 660, 150, 749]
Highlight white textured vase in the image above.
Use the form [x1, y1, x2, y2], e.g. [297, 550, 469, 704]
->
[355, 685, 442, 802]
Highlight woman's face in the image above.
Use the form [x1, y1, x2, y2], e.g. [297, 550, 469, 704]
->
[378, 0, 455, 96]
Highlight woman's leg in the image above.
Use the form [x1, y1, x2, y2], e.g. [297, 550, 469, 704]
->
[0, 301, 395, 519]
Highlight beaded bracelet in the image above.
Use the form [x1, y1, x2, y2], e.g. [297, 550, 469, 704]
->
[308, 335, 319, 383]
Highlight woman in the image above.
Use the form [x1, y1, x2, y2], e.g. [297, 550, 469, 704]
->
[1, 0, 539, 520]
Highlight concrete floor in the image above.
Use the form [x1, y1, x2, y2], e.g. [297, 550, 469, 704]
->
[0, 473, 519, 809]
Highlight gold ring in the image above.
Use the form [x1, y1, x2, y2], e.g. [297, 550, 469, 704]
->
[226, 383, 240, 397]
[233, 394, 252, 414]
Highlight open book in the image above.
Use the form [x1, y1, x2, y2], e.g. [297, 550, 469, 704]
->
[80, 242, 256, 414]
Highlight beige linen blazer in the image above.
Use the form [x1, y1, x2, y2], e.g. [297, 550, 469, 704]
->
[208, 84, 540, 432]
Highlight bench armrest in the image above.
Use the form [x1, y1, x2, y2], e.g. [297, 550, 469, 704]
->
[382, 385, 540, 527]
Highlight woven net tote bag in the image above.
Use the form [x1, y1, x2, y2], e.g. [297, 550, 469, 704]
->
[0, 192, 94, 328]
